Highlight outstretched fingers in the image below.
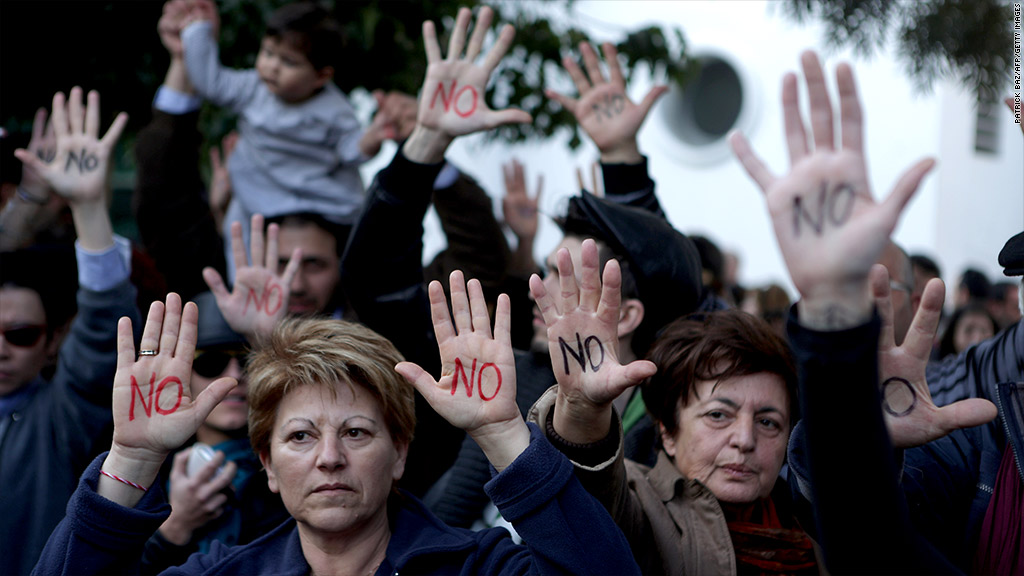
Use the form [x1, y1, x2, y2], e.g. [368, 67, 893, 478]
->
[782, 73, 808, 164]
[482, 23, 516, 74]
[464, 5, 492, 62]
[395, 361, 439, 401]
[728, 131, 776, 192]
[621, 359, 658, 386]
[556, 247, 580, 311]
[578, 239, 602, 313]
[449, 270, 472, 335]
[191, 376, 240, 424]
[801, 51, 835, 151]
[68, 87, 85, 135]
[116, 316, 137, 372]
[836, 63, 863, 153]
[428, 280, 456, 343]
[158, 293, 184, 357]
[529, 273, 559, 326]
[544, 88, 578, 116]
[249, 214, 266, 269]
[422, 20, 442, 64]
[596, 258, 623, 327]
[85, 90, 100, 139]
[869, 264, 896, 349]
[467, 278, 492, 338]
[581, 42, 605, 86]
[482, 107, 533, 130]
[100, 112, 130, 149]
[902, 277, 945, 361]
[880, 158, 935, 231]
[264, 221, 279, 269]
[202, 267, 230, 302]
[493, 293, 512, 348]
[51, 91, 69, 138]
[938, 398, 998, 436]
[563, 51, 592, 95]
[279, 248, 302, 290]
[638, 85, 669, 119]
[139, 300, 165, 357]
[602, 43, 625, 86]
[230, 221, 249, 269]
[174, 301, 199, 360]
[446, 7, 472, 60]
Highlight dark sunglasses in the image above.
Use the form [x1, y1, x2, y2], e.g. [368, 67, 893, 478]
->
[1, 324, 47, 347]
[192, 348, 248, 378]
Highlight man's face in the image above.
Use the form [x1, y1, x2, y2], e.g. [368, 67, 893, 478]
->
[0, 287, 49, 396]
[531, 236, 587, 353]
[277, 222, 340, 316]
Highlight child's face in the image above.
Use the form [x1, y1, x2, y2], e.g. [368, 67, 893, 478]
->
[256, 36, 331, 103]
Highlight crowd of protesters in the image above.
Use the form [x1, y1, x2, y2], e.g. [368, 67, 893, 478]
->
[1, 1, 1022, 575]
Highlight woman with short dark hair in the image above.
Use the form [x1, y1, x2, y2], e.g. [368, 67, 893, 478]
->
[529, 239, 819, 575]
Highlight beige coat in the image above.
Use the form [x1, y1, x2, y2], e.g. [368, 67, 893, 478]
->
[528, 386, 824, 576]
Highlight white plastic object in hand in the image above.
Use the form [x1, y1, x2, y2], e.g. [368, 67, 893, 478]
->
[186, 443, 224, 477]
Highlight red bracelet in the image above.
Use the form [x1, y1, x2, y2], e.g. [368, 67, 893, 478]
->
[100, 469, 148, 492]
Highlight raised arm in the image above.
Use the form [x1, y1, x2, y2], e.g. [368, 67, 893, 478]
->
[872, 268, 996, 448]
[396, 272, 526, 469]
[730, 50, 959, 574]
[547, 41, 664, 211]
[530, 239, 656, 444]
[100, 296, 237, 507]
[501, 158, 541, 276]
[135, 0, 226, 301]
[202, 213, 300, 345]
[0, 107, 60, 250]
[340, 5, 530, 495]
[180, 0, 261, 110]
[547, 42, 666, 165]
[32, 295, 238, 576]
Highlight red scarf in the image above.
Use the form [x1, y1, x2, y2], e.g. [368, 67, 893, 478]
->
[723, 497, 818, 575]
[972, 448, 1024, 575]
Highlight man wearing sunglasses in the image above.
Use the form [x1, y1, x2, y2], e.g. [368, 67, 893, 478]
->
[141, 291, 288, 574]
[0, 88, 142, 576]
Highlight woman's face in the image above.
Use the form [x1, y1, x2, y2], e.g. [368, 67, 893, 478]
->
[662, 373, 790, 504]
[953, 311, 995, 353]
[260, 382, 407, 538]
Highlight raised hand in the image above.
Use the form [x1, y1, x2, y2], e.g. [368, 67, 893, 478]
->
[158, 0, 190, 57]
[183, 0, 219, 37]
[729, 51, 934, 328]
[159, 448, 237, 545]
[203, 214, 300, 343]
[529, 239, 656, 442]
[17, 107, 57, 204]
[871, 265, 997, 448]
[373, 89, 419, 141]
[416, 6, 531, 138]
[501, 158, 541, 242]
[105, 295, 237, 497]
[395, 271, 528, 471]
[547, 42, 667, 163]
[14, 87, 127, 207]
